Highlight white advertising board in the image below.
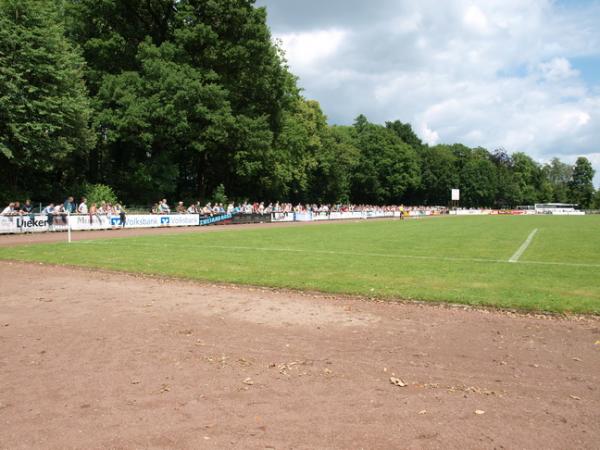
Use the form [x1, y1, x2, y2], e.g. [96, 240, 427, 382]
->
[111, 214, 199, 229]
[451, 189, 460, 201]
[271, 213, 294, 222]
[450, 209, 492, 216]
[0, 214, 201, 234]
[68, 214, 112, 231]
[0, 214, 69, 233]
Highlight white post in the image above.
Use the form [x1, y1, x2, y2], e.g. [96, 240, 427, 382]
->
[67, 211, 72, 244]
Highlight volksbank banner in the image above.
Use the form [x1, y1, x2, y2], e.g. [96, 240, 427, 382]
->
[0, 214, 200, 234]
[110, 214, 200, 228]
[72, 213, 200, 230]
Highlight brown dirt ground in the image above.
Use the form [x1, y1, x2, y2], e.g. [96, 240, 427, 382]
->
[0, 261, 599, 449]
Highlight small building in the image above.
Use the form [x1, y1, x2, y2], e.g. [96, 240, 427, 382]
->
[534, 203, 585, 215]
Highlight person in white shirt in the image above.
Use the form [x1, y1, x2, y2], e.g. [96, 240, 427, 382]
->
[43, 203, 55, 228]
[1, 203, 15, 215]
[78, 198, 88, 214]
[159, 199, 170, 214]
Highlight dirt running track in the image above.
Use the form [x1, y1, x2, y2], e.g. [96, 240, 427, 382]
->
[0, 261, 599, 449]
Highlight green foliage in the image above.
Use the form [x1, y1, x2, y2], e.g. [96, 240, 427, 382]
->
[543, 158, 573, 203]
[385, 120, 424, 151]
[417, 145, 459, 205]
[83, 183, 119, 206]
[459, 148, 497, 207]
[569, 157, 595, 208]
[0, 0, 95, 201]
[212, 183, 228, 205]
[592, 189, 600, 210]
[1, 0, 596, 207]
[350, 116, 420, 204]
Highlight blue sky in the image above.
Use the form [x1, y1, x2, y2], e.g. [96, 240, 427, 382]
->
[257, 0, 600, 186]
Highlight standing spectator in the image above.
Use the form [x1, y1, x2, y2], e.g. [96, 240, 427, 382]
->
[20, 199, 34, 220]
[53, 203, 65, 226]
[89, 202, 98, 224]
[63, 196, 76, 214]
[78, 197, 88, 215]
[114, 204, 126, 228]
[12, 201, 23, 217]
[1, 202, 15, 215]
[20, 199, 33, 213]
[159, 199, 170, 214]
[43, 203, 55, 228]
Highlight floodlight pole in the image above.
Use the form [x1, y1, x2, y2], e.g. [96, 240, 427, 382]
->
[67, 211, 72, 244]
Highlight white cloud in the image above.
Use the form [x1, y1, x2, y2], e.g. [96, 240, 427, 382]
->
[261, 0, 600, 186]
[277, 29, 346, 71]
[538, 57, 579, 81]
[419, 123, 440, 145]
[463, 5, 490, 34]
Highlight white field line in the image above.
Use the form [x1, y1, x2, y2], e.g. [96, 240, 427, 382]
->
[508, 229, 538, 263]
[73, 239, 600, 269]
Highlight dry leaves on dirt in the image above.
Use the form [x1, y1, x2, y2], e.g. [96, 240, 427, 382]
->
[390, 377, 407, 387]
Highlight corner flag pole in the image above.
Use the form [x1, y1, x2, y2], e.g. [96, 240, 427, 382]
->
[67, 211, 72, 244]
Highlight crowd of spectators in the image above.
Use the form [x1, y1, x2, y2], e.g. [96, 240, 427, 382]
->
[146, 200, 448, 216]
[1, 197, 127, 227]
[1, 200, 35, 217]
[2, 197, 448, 222]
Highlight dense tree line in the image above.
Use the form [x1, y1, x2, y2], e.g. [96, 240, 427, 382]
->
[1, 0, 599, 208]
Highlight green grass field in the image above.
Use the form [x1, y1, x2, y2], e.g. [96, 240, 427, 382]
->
[1, 215, 599, 314]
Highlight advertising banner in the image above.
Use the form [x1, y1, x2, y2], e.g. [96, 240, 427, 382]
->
[199, 214, 232, 226]
[450, 209, 492, 216]
[116, 214, 200, 228]
[271, 213, 294, 222]
[231, 213, 271, 225]
[0, 214, 69, 233]
[293, 212, 313, 222]
[69, 214, 112, 231]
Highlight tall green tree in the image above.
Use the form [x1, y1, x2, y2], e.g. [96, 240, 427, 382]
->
[592, 188, 600, 209]
[491, 149, 520, 208]
[458, 148, 498, 207]
[544, 157, 573, 203]
[65, 0, 298, 203]
[94, 40, 234, 202]
[511, 152, 543, 205]
[385, 120, 424, 151]
[417, 145, 459, 205]
[350, 116, 420, 204]
[311, 125, 360, 203]
[0, 0, 95, 202]
[568, 157, 595, 208]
